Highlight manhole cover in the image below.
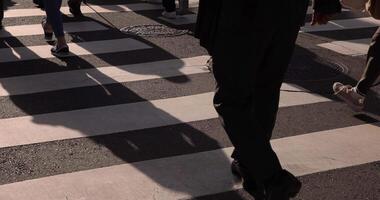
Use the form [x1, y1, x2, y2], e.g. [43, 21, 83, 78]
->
[285, 57, 348, 82]
[120, 24, 189, 37]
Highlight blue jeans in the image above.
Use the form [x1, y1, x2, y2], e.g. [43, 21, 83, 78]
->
[43, 0, 64, 37]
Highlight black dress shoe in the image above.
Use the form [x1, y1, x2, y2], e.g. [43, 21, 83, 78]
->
[231, 160, 266, 200]
[265, 170, 302, 200]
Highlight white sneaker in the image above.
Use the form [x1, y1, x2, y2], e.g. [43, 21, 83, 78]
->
[333, 82, 366, 112]
[162, 11, 177, 19]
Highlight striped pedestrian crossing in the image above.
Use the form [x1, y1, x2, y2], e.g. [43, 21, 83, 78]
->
[0, 123, 378, 200]
[1, 1, 379, 200]
[301, 17, 380, 32]
[0, 38, 151, 63]
[0, 21, 108, 38]
[318, 38, 371, 56]
[4, 3, 162, 18]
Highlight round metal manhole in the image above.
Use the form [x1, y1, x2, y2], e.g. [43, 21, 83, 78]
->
[285, 57, 349, 82]
[120, 24, 189, 37]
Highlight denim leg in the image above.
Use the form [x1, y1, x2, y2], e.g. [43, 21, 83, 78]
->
[43, 0, 64, 37]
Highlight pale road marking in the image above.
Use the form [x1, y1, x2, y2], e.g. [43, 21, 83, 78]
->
[0, 56, 211, 96]
[307, 6, 350, 14]
[0, 21, 108, 38]
[0, 89, 331, 149]
[301, 17, 380, 32]
[4, 3, 162, 18]
[159, 14, 197, 25]
[0, 38, 152, 63]
[4, 1, 200, 18]
[318, 38, 371, 56]
[0, 123, 378, 200]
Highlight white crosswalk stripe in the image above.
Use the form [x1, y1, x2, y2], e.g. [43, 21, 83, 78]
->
[0, 123, 378, 200]
[301, 17, 380, 32]
[0, 38, 152, 63]
[4, 3, 162, 18]
[0, 21, 108, 38]
[0, 89, 331, 148]
[318, 38, 371, 56]
[0, 2, 379, 200]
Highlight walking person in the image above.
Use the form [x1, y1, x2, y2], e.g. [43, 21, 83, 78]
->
[42, 0, 69, 57]
[195, 0, 341, 199]
[0, 0, 4, 29]
[34, 0, 83, 17]
[333, 27, 380, 111]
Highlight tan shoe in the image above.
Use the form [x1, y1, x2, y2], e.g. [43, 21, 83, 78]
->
[333, 82, 365, 112]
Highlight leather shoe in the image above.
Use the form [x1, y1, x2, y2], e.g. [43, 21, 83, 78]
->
[231, 160, 266, 200]
[265, 170, 302, 200]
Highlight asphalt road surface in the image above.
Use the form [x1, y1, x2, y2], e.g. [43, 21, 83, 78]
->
[0, 1, 379, 199]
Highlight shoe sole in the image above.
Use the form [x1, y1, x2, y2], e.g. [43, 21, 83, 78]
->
[52, 52, 71, 58]
[335, 93, 364, 112]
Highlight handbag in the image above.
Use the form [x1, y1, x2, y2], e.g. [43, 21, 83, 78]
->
[340, 0, 367, 10]
[367, 0, 380, 19]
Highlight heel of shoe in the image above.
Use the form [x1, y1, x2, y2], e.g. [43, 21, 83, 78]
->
[44, 32, 54, 41]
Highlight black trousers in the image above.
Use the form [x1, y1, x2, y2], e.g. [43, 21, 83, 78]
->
[0, 0, 4, 24]
[211, 0, 308, 183]
[356, 27, 380, 94]
[163, 0, 176, 12]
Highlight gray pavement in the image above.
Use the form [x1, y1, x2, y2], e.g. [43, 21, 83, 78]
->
[0, 1, 379, 199]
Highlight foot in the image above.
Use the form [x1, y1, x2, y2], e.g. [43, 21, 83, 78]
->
[265, 170, 302, 200]
[68, 0, 84, 17]
[333, 82, 365, 112]
[162, 11, 177, 19]
[230, 160, 266, 200]
[51, 44, 70, 58]
[41, 19, 54, 42]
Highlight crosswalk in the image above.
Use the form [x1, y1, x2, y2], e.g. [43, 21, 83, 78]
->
[0, 1, 379, 200]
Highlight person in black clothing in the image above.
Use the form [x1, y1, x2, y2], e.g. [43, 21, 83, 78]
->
[0, 0, 4, 29]
[195, 0, 341, 199]
[33, 0, 83, 17]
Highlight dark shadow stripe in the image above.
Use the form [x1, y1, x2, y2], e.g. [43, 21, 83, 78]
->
[0, 48, 177, 78]
[0, 100, 377, 185]
[0, 73, 215, 118]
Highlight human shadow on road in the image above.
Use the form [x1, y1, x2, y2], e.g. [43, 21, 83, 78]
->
[0, 11, 239, 200]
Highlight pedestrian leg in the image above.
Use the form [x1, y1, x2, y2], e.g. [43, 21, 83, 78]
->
[333, 27, 380, 111]
[43, 0, 69, 57]
[356, 27, 380, 95]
